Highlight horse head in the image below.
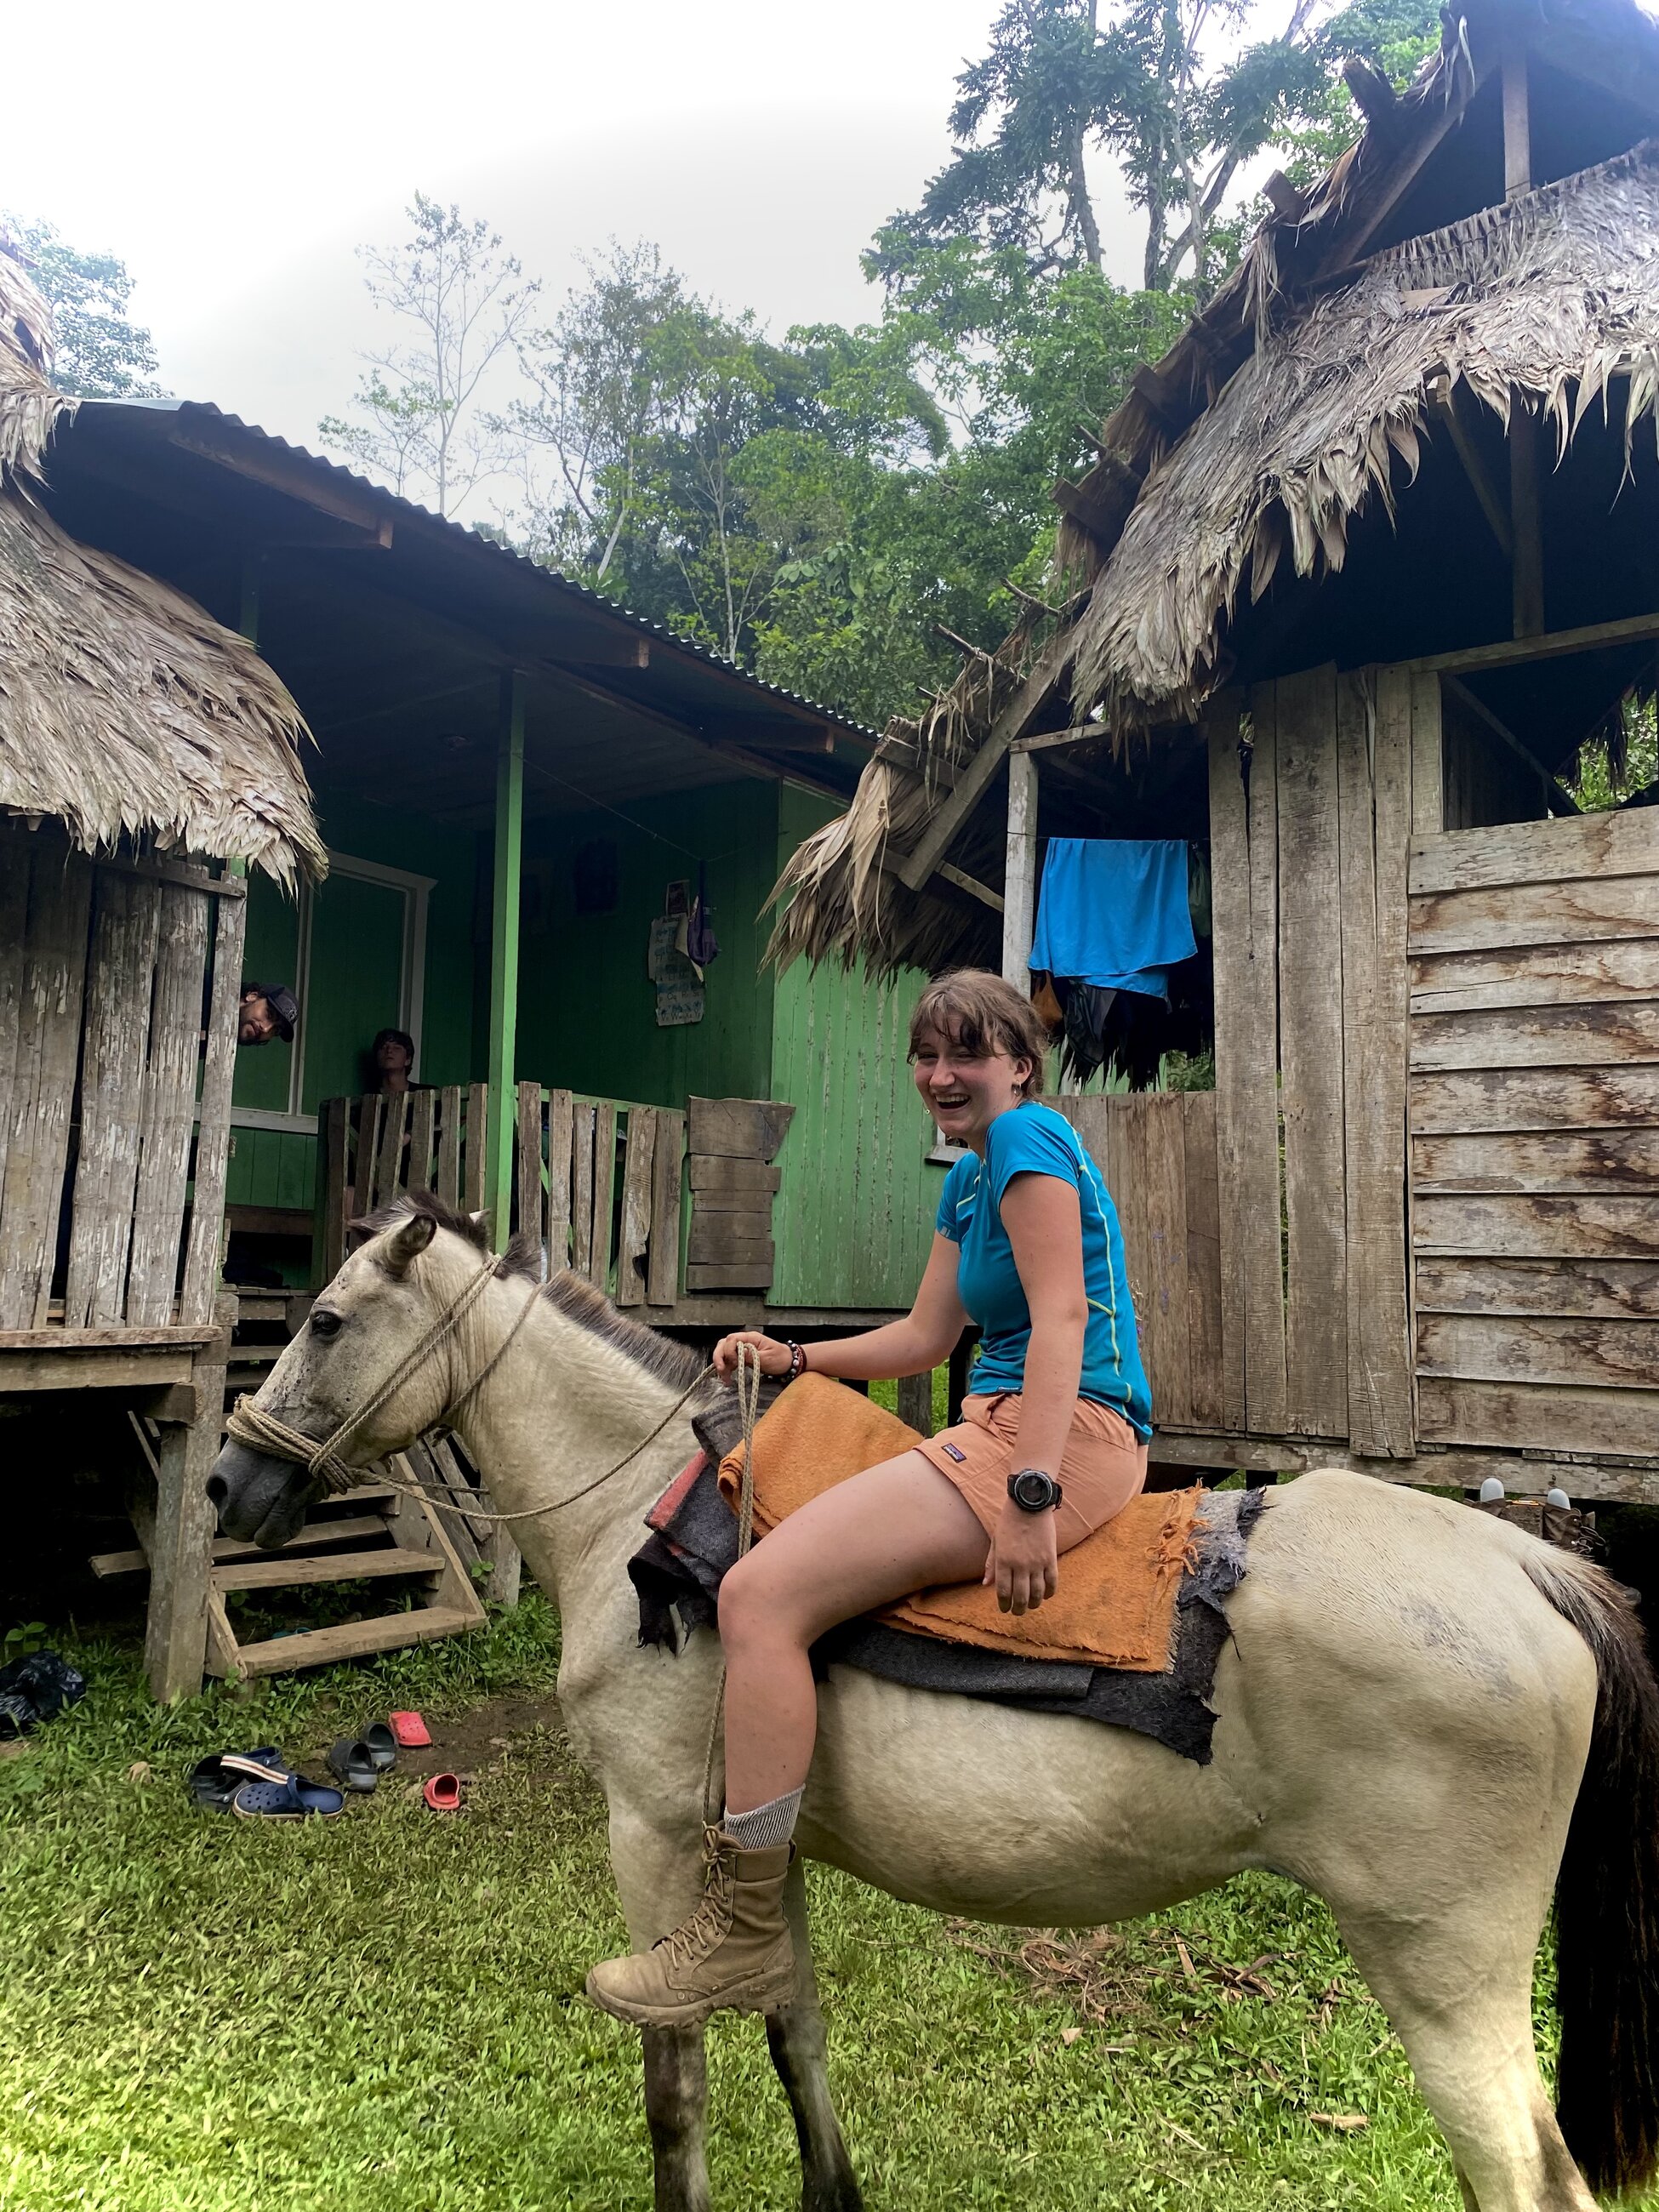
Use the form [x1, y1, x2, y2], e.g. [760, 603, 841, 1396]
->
[208, 1195, 499, 1549]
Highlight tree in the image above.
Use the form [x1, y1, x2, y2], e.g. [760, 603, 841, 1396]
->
[0, 217, 162, 398]
[507, 242, 690, 584]
[875, 0, 1331, 299]
[318, 195, 538, 517]
[749, 247, 1187, 722]
[511, 251, 828, 664]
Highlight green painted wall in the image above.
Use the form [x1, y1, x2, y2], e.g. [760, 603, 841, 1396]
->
[515, 781, 777, 1107]
[316, 790, 480, 1087]
[767, 790, 944, 1310]
[226, 790, 482, 1213]
[222, 772, 938, 1317]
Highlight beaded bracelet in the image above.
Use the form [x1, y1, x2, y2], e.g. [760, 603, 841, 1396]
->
[786, 1339, 809, 1382]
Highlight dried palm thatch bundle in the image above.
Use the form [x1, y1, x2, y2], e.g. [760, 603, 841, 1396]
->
[0, 239, 322, 881]
[0, 239, 66, 482]
[765, 621, 1039, 978]
[1070, 141, 1659, 732]
[0, 498, 328, 881]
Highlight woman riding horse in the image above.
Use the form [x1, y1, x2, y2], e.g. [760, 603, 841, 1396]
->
[587, 967, 1154, 2027]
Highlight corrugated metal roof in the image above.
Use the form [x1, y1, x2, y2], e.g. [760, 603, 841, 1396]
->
[78, 396, 876, 739]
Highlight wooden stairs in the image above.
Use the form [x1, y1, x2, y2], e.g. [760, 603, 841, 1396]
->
[92, 1292, 518, 1682]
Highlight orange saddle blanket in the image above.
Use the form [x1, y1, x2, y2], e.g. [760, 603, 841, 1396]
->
[717, 1375, 1200, 1673]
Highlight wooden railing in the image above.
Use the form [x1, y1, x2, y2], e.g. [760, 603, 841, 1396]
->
[316, 1084, 686, 1303]
[512, 1086, 685, 1305]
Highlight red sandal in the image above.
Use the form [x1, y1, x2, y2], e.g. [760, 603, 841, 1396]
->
[424, 1772, 462, 1811]
[389, 1710, 431, 1748]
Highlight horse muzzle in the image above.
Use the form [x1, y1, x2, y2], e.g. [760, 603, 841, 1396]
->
[208, 1440, 317, 1549]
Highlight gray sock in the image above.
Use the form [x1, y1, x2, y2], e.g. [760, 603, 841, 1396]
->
[722, 1787, 803, 1850]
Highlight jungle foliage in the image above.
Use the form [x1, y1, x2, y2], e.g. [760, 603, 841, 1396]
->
[311, 0, 1441, 726]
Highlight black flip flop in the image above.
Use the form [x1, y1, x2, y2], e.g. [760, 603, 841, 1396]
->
[363, 1722, 397, 1774]
[327, 1738, 379, 1793]
[188, 1747, 288, 1813]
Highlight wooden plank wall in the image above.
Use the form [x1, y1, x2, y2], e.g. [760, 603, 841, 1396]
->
[1051, 1093, 1223, 1430]
[322, 1084, 687, 1306]
[1409, 801, 1659, 1457]
[0, 832, 227, 1331]
[1206, 673, 1415, 1452]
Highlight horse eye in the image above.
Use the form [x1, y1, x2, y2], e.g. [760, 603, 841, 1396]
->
[311, 1308, 342, 1340]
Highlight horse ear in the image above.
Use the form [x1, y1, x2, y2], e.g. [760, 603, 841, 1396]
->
[381, 1211, 438, 1279]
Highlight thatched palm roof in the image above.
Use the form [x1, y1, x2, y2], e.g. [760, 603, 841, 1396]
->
[770, 0, 1659, 978]
[1070, 140, 1659, 727]
[0, 242, 322, 881]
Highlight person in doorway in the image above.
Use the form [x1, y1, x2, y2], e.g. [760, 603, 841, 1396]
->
[586, 966, 1152, 2029]
[370, 1027, 418, 1094]
[237, 982, 297, 1047]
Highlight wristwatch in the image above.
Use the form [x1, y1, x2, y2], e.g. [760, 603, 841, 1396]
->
[1007, 1468, 1063, 1514]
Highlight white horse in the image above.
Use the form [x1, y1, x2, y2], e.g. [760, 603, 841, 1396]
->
[209, 1198, 1659, 2212]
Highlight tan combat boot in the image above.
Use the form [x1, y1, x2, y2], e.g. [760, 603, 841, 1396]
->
[586, 1828, 797, 2027]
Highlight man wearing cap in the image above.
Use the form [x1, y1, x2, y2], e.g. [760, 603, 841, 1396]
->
[238, 982, 299, 1047]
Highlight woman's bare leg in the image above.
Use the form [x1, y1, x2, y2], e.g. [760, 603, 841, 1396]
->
[717, 1451, 989, 1815]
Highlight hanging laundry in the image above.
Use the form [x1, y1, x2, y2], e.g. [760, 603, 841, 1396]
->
[1030, 839, 1198, 1001]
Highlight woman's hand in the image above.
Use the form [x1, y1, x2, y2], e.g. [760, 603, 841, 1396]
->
[712, 1330, 794, 1382]
[983, 1500, 1059, 1615]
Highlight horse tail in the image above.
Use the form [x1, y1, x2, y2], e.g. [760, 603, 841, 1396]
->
[1523, 1542, 1659, 2195]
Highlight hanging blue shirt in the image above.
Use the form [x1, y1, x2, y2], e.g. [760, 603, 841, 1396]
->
[935, 1100, 1152, 1438]
[1029, 838, 1196, 999]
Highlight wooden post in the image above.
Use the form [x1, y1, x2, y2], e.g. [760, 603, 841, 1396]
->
[896, 1371, 934, 1437]
[1510, 402, 1545, 640]
[181, 879, 247, 1321]
[1501, 43, 1544, 641]
[144, 1293, 234, 1701]
[1501, 44, 1531, 200]
[1001, 748, 1038, 988]
[947, 1332, 976, 1425]
[486, 673, 526, 1251]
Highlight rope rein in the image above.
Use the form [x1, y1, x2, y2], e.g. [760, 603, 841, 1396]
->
[699, 1339, 762, 1826]
[223, 1260, 720, 1530]
[227, 1261, 767, 1827]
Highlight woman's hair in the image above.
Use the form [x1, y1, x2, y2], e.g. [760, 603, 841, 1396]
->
[908, 970, 1047, 1097]
[373, 1028, 415, 1062]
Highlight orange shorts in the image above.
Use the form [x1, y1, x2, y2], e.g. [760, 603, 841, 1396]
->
[912, 1392, 1148, 1552]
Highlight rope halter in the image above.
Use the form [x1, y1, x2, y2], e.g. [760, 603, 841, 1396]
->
[224, 1260, 512, 1497]
[221, 1251, 720, 1529]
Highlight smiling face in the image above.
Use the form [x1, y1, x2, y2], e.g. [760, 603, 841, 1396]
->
[911, 1019, 1033, 1155]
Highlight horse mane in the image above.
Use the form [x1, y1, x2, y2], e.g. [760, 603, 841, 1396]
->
[540, 1268, 711, 1397]
[351, 1189, 710, 1400]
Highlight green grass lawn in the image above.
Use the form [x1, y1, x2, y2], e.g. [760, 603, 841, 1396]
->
[0, 1598, 1534, 2212]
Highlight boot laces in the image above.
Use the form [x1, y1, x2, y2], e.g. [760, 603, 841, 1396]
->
[654, 1840, 733, 1973]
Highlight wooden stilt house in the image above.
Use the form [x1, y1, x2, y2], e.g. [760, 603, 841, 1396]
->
[773, 0, 1659, 1507]
[0, 244, 328, 1694]
[19, 320, 954, 1687]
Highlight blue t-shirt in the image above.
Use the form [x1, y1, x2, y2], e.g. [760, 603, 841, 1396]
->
[935, 1100, 1152, 1439]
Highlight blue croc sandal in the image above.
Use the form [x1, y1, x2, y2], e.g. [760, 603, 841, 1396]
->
[188, 1747, 289, 1812]
[232, 1772, 345, 1821]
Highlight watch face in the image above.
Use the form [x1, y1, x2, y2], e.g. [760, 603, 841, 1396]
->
[1011, 1468, 1057, 1511]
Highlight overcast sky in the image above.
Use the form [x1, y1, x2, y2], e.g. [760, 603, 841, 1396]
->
[3, 0, 1153, 471]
